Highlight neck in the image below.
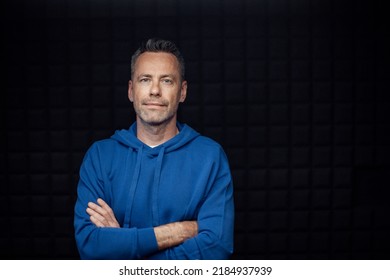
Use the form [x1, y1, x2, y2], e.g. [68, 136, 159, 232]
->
[136, 118, 179, 147]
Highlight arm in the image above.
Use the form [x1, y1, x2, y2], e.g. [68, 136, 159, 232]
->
[87, 198, 198, 250]
[154, 220, 198, 250]
[74, 143, 199, 259]
[74, 144, 159, 259]
[148, 147, 235, 260]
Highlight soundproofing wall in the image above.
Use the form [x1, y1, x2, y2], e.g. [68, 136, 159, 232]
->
[2, 0, 390, 259]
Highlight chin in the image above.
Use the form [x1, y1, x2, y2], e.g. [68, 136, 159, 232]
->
[140, 115, 176, 127]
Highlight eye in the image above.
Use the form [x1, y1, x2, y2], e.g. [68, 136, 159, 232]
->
[162, 78, 173, 84]
[139, 77, 150, 83]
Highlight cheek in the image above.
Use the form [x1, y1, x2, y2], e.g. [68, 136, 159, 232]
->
[131, 87, 147, 101]
[168, 94, 181, 107]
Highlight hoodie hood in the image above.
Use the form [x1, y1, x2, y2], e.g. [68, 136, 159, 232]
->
[111, 122, 200, 154]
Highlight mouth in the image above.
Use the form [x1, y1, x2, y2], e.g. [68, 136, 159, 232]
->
[143, 102, 167, 109]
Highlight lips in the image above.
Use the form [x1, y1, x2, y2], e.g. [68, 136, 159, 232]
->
[145, 102, 165, 106]
[142, 100, 168, 107]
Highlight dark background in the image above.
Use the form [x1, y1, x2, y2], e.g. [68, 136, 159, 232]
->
[2, 0, 390, 259]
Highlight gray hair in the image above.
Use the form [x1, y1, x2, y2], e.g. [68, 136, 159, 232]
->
[131, 38, 185, 81]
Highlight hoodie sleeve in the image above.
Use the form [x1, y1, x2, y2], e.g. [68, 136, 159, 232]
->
[74, 143, 159, 259]
[148, 147, 235, 260]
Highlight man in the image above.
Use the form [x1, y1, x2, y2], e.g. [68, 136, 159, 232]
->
[74, 38, 234, 259]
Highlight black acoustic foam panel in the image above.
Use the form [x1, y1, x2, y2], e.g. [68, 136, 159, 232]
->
[2, 0, 389, 259]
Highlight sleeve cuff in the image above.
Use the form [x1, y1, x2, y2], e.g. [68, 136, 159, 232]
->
[137, 227, 158, 258]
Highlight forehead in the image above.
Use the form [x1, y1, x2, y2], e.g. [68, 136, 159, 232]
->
[134, 52, 180, 76]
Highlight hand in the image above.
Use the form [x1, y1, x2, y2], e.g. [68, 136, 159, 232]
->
[86, 198, 120, 228]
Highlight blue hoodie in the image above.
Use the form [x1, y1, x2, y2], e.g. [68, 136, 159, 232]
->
[74, 122, 234, 259]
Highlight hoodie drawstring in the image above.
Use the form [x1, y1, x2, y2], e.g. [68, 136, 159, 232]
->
[151, 146, 165, 226]
[123, 145, 143, 228]
[123, 145, 165, 228]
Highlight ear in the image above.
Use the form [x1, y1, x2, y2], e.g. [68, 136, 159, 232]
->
[179, 80, 187, 103]
[128, 80, 134, 102]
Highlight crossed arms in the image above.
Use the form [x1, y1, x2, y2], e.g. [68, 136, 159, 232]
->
[87, 198, 198, 251]
[75, 142, 234, 259]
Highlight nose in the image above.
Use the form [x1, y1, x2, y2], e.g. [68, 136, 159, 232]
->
[150, 80, 161, 97]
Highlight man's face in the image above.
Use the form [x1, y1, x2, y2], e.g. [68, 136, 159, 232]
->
[128, 52, 187, 127]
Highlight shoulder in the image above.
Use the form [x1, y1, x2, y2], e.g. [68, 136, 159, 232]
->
[88, 138, 117, 151]
[194, 135, 222, 149]
[180, 123, 225, 154]
[189, 135, 232, 177]
[81, 138, 129, 173]
[85, 138, 125, 159]
[189, 135, 228, 160]
[182, 124, 224, 149]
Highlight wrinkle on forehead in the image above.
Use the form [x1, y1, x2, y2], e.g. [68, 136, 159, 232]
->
[134, 52, 180, 80]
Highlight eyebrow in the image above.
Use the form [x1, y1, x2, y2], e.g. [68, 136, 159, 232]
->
[137, 74, 176, 79]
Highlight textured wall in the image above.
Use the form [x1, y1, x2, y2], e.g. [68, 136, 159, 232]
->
[2, 0, 390, 259]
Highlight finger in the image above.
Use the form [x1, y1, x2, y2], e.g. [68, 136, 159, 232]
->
[89, 199, 120, 228]
[88, 201, 111, 220]
[86, 207, 107, 226]
[97, 198, 112, 213]
[97, 198, 116, 221]
[86, 206, 101, 219]
[87, 201, 104, 214]
[97, 198, 108, 207]
[90, 215, 105, 228]
[97, 198, 120, 228]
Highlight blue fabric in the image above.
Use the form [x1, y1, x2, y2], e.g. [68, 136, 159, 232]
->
[74, 122, 234, 259]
